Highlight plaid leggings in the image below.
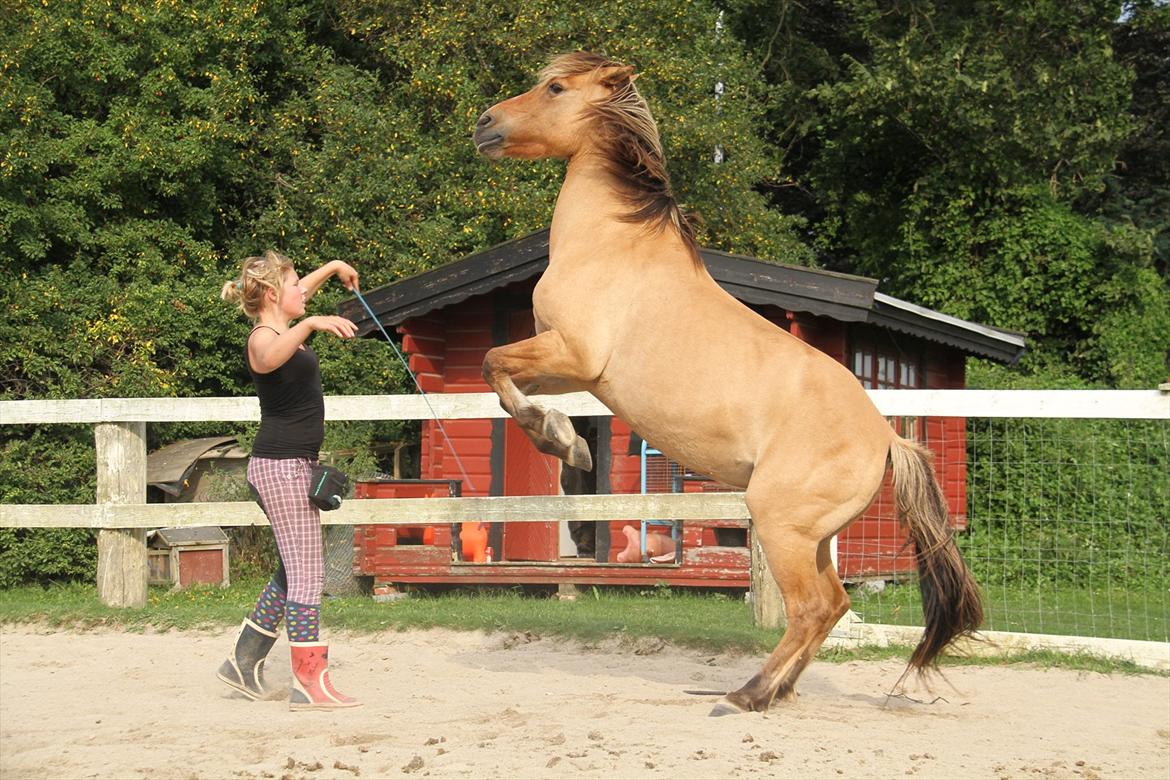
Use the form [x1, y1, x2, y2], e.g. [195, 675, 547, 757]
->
[247, 457, 323, 606]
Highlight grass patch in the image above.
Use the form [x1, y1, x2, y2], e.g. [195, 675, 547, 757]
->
[816, 643, 1158, 676]
[849, 582, 1170, 643]
[0, 579, 777, 653]
[1, 580, 1164, 676]
[0, 579, 261, 632]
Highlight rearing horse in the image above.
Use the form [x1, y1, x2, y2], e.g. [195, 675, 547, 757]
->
[473, 51, 982, 716]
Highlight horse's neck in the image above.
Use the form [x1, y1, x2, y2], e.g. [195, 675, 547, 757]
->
[549, 156, 631, 259]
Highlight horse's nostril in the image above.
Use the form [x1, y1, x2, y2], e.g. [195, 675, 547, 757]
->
[477, 112, 494, 129]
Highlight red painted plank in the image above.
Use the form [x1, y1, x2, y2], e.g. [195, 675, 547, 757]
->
[436, 419, 492, 437]
[372, 562, 750, 588]
[447, 331, 495, 349]
[445, 365, 491, 385]
[408, 354, 444, 376]
[444, 353, 489, 372]
[400, 317, 447, 341]
[402, 334, 446, 356]
[416, 374, 444, 392]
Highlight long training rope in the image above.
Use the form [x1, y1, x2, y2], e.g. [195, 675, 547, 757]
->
[352, 288, 477, 494]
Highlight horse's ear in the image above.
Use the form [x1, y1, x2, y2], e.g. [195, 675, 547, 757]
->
[599, 65, 636, 89]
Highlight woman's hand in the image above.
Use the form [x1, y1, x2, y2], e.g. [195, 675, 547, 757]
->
[306, 315, 358, 339]
[333, 262, 359, 292]
[248, 314, 358, 373]
[299, 260, 359, 299]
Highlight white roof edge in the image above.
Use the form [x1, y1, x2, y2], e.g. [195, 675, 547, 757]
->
[873, 292, 1026, 348]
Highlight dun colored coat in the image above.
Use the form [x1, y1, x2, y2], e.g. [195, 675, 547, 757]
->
[473, 51, 982, 715]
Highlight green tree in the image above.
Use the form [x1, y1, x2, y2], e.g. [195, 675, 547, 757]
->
[1098, 1, 1170, 280]
[0, 0, 810, 583]
[3, 0, 1166, 586]
[268, 0, 812, 267]
[727, 0, 1167, 385]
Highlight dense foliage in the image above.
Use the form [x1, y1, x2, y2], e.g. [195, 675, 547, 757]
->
[727, 0, 1169, 385]
[1, 1, 1166, 585]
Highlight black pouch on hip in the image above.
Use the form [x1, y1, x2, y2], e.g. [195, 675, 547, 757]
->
[308, 464, 348, 511]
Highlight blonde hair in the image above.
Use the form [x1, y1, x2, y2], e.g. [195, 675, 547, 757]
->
[220, 251, 294, 320]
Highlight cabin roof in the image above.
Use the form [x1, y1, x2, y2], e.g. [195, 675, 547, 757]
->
[339, 228, 1026, 364]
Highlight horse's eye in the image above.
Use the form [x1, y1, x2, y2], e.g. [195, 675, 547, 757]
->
[548, 82, 564, 96]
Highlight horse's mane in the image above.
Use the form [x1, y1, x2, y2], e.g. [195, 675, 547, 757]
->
[540, 52, 700, 264]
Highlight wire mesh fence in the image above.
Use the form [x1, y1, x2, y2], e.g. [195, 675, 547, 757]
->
[846, 416, 1169, 644]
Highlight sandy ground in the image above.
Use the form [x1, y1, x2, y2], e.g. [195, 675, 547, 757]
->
[1, 625, 1167, 780]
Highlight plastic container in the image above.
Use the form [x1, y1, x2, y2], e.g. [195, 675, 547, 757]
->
[460, 522, 488, 563]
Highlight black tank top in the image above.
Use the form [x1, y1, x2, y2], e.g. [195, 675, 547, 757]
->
[247, 329, 325, 459]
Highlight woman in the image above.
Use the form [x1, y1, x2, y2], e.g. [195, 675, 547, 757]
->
[218, 251, 360, 710]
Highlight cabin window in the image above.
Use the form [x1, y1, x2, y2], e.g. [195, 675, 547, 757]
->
[852, 350, 874, 386]
[850, 348, 922, 391]
[850, 343, 924, 441]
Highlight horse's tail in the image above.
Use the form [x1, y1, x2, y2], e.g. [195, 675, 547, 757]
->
[888, 435, 983, 669]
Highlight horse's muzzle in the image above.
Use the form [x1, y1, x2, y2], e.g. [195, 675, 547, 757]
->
[473, 111, 504, 157]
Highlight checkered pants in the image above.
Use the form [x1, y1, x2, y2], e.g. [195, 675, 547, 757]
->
[247, 457, 323, 606]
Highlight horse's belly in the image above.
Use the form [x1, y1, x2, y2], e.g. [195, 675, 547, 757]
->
[590, 326, 887, 491]
[592, 384, 757, 488]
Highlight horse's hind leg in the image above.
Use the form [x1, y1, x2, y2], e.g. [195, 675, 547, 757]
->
[482, 330, 593, 470]
[775, 540, 851, 697]
[711, 501, 853, 716]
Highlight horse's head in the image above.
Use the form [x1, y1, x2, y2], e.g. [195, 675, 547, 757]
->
[475, 51, 697, 259]
[474, 51, 635, 160]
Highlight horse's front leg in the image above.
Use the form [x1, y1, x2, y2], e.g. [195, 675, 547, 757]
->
[482, 330, 594, 471]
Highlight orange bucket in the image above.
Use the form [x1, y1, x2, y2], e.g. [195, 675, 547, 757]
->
[459, 522, 488, 563]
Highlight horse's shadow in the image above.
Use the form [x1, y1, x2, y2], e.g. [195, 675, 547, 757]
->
[444, 636, 847, 703]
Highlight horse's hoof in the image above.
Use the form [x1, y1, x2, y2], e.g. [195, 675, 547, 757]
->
[540, 409, 573, 447]
[567, 436, 593, 471]
[709, 698, 747, 717]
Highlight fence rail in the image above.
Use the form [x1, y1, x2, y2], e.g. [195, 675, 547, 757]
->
[2, 389, 1167, 423]
[2, 389, 1167, 668]
[0, 493, 752, 529]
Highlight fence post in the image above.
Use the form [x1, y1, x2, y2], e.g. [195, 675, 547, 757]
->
[95, 421, 148, 608]
[750, 530, 785, 629]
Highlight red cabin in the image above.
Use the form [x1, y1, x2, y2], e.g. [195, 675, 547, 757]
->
[340, 230, 1024, 589]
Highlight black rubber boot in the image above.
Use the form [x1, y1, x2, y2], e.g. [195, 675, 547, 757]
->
[216, 618, 278, 700]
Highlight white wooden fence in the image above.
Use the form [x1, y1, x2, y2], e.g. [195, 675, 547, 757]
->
[2, 389, 1167, 667]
